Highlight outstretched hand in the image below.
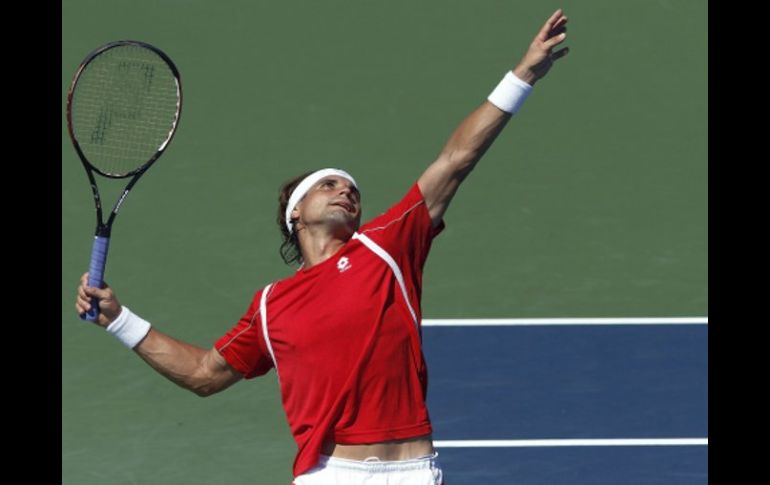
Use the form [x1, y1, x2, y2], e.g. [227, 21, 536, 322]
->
[76, 272, 122, 328]
[513, 9, 570, 85]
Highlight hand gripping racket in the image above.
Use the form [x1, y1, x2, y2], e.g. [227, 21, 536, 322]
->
[66, 41, 182, 321]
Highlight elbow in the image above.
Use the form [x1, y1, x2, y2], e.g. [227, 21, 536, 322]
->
[192, 387, 210, 397]
[192, 386, 215, 397]
[189, 379, 217, 397]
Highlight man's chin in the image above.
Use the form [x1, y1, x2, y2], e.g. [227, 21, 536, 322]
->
[326, 214, 360, 235]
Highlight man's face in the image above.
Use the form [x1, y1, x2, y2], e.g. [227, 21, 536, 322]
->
[292, 176, 362, 236]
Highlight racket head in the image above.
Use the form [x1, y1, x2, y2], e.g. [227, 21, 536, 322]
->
[66, 40, 182, 179]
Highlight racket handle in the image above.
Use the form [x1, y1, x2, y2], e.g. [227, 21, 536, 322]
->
[82, 236, 110, 321]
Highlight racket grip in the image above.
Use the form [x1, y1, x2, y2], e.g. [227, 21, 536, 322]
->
[82, 236, 111, 321]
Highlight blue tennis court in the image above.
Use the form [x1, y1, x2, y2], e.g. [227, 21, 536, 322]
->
[422, 320, 708, 484]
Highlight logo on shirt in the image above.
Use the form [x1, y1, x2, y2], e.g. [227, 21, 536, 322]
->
[337, 256, 352, 273]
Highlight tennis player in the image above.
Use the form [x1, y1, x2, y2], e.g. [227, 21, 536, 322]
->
[75, 9, 569, 484]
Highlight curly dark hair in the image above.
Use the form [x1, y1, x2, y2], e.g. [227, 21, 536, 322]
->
[277, 171, 314, 265]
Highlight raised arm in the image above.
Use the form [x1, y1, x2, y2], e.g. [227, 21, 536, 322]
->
[76, 273, 242, 397]
[418, 9, 569, 226]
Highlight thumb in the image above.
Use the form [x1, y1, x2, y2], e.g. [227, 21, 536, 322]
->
[84, 285, 111, 300]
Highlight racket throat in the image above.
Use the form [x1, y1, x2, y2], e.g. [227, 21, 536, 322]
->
[95, 225, 112, 238]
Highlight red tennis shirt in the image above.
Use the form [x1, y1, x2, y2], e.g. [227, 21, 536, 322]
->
[214, 182, 444, 478]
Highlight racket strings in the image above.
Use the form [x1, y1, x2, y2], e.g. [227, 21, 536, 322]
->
[70, 44, 180, 177]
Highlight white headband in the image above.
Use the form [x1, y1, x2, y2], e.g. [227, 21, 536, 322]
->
[285, 168, 359, 233]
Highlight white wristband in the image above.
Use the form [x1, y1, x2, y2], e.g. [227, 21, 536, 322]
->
[487, 71, 533, 114]
[105, 306, 152, 349]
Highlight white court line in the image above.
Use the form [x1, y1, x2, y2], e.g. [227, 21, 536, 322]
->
[434, 438, 708, 447]
[422, 317, 708, 327]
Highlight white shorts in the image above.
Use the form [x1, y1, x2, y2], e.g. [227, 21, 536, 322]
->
[293, 452, 444, 485]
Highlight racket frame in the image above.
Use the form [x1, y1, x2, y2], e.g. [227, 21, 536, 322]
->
[66, 40, 182, 319]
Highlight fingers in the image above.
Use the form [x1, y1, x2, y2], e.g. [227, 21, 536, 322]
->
[543, 13, 568, 50]
[77, 273, 92, 314]
[544, 32, 567, 50]
[76, 300, 91, 315]
[77, 283, 88, 301]
[75, 286, 92, 314]
[548, 17, 568, 40]
[538, 9, 567, 41]
[547, 23, 567, 40]
[543, 9, 563, 32]
[76, 285, 96, 315]
[76, 272, 120, 325]
[76, 271, 112, 312]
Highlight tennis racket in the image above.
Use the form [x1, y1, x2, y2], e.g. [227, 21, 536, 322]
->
[66, 40, 182, 321]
